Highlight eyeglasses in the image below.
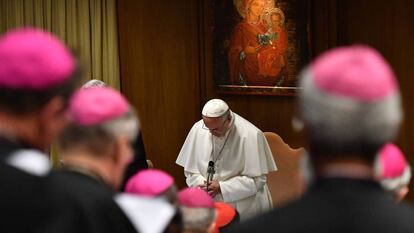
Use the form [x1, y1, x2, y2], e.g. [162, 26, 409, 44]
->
[202, 118, 228, 132]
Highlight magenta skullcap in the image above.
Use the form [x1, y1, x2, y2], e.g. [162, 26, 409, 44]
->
[377, 143, 408, 179]
[125, 169, 174, 196]
[0, 27, 75, 90]
[178, 188, 214, 208]
[69, 87, 129, 126]
[311, 45, 398, 102]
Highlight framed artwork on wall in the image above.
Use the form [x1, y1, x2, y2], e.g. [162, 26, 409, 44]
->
[212, 0, 311, 96]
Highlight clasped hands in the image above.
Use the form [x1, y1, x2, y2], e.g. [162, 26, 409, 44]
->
[199, 180, 221, 198]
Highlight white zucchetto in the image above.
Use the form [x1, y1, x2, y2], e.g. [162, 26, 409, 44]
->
[202, 99, 229, 117]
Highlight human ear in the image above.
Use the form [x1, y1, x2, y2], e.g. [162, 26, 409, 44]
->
[112, 136, 133, 165]
[37, 96, 67, 150]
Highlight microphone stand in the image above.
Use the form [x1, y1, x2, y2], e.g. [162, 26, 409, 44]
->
[207, 161, 215, 192]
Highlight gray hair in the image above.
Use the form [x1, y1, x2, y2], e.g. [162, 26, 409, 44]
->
[180, 206, 216, 233]
[58, 108, 139, 156]
[158, 185, 178, 204]
[299, 68, 403, 159]
[101, 108, 139, 142]
[82, 79, 106, 88]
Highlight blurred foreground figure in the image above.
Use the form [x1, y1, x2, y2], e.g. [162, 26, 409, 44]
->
[230, 45, 414, 233]
[0, 27, 80, 232]
[374, 143, 411, 202]
[49, 87, 175, 233]
[81, 78, 149, 191]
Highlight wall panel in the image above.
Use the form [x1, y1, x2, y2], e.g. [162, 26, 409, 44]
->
[118, 0, 201, 187]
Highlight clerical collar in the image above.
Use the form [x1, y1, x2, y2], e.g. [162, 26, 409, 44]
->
[6, 149, 50, 176]
[0, 135, 50, 176]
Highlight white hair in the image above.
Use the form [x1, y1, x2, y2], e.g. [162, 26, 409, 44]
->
[82, 79, 106, 88]
[102, 108, 139, 142]
[299, 68, 403, 155]
[58, 105, 139, 157]
[180, 206, 216, 233]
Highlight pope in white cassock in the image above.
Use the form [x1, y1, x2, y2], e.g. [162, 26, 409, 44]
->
[176, 99, 277, 220]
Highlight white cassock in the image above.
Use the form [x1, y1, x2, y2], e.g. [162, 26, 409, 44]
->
[176, 111, 277, 220]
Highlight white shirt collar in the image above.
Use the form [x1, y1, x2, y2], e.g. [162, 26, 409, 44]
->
[6, 149, 50, 176]
[114, 193, 175, 233]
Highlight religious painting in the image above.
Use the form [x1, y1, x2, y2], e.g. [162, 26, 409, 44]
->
[212, 0, 311, 95]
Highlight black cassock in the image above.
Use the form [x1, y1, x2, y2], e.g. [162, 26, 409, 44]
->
[47, 169, 139, 233]
[230, 177, 414, 233]
[121, 133, 149, 191]
[0, 138, 63, 233]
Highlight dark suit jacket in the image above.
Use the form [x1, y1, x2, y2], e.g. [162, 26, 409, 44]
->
[231, 177, 414, 233]
[121, 133, 148, 191]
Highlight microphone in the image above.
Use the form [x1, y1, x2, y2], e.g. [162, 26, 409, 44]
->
[206, 161, 215, 191]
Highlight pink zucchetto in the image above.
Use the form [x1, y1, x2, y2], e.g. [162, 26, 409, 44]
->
[0, 27, 75, 90]
[377, 143, 409, 179]
[311, 45, 398, 102]
[68, 87, 129, 126]
[125, 169, 174, 197]
[374, 143, 412, 191]
[178, 188, 214, 208]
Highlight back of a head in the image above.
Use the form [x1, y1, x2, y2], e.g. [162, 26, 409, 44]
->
[58, 87, 139, 157]
[299, 45, 403, 161]
[125, 169, 177, 204]
[0, 27, 80, 114]
[374, 143, 411, 193]
[178, 188, 216, 233]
